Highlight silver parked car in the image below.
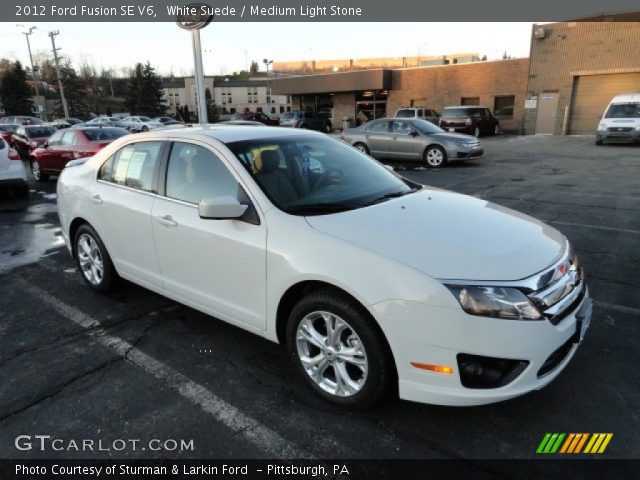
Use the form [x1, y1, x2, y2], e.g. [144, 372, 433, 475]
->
[341, 118, 483, 168]
[120, 116, 164, 133]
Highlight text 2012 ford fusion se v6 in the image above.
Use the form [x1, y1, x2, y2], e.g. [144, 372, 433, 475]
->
[57, 126, 592, 408]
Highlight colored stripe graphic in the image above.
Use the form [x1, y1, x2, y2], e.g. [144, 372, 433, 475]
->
[539, 433, 613, 454]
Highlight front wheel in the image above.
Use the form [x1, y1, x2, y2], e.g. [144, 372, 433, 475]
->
[353, 143, 369, 155]
[424, 145, 447, 168]
[493, 124, 500, 135]
[141, 126, 149, 132]
[323, 123, 332, 133]
[595, 139, 603, 145]
[474, 127, 481, 138]
[286, 289, 394, 408]
[75, 224, 118, 293]
[31, 159, 49, 182]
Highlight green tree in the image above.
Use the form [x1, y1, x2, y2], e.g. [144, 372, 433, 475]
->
[249, 60, 259, 74]
[0, 61, 34, 115]
[176, 104, 190, 123]
[205, 87, 218, 122]
[125, 62, 166, 116]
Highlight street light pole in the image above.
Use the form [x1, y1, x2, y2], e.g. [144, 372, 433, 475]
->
[263, 58, 273, 76]
[17, 25, 45, 119]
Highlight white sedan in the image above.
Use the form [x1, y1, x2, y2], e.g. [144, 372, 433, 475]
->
[120, 116, 164, 133]
[56, 126, 592, 408]
[0, 137, 28, 197]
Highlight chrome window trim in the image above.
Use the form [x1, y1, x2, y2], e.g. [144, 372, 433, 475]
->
[96, 179, 159, 199]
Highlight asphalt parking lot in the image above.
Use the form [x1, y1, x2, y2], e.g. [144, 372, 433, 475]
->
[0, 134, 638, 461]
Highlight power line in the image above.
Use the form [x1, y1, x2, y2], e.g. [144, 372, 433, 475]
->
[48, 30, 69, 118]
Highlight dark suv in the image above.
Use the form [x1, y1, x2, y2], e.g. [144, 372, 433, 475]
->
[439, 107, 499, 137]
[279, 110, 332, 133]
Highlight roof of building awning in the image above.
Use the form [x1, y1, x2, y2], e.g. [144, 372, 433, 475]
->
[270, 69, 392, 95]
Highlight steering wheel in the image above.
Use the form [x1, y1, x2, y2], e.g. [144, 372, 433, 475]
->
[314, 168, 343, 189]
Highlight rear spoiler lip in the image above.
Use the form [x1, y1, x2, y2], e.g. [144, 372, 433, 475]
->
[65, 157, 90, 168]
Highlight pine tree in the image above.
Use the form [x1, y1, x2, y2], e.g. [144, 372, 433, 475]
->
[0, 61, 34, 115]
[125, 62, 166, 116]
[205, 87, 218, 122]
[125, 63, 143, 115]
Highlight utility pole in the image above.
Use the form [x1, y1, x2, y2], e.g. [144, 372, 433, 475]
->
[48, 30, 69, 118]
[17, 25, 45, 118]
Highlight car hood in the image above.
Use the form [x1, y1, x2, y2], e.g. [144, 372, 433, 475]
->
[601, 118, 640, 127]
[305, 189, 566, 281]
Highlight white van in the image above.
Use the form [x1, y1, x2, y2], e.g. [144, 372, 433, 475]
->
[596, 93, 640, 145]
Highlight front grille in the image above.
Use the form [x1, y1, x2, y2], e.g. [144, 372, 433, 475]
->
[608, 127, 633, 132]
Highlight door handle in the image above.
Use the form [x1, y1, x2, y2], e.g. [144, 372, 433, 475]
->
[157, 215, 178, 227]
[90, 194, 103, 204]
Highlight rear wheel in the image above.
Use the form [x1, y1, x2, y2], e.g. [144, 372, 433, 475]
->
[31, 159, 49, 182]
[74, 224, 117, 293]
[354, 143, 369, 155]
[493, 124, 500, 135]
[424, 145, 447, 168]
[286, 289, 394, 408]
[595, 139, 603, 145]
[323, 123, 332, 133]
[141, 125, 149, 132]
[474, 127, 481, 138]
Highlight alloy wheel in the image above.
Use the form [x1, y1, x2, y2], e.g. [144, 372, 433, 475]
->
[474, 127, 480, 137]
[355, 144, 368, 153]
[77, 233, 104, 286]
[296, 311, 368, 397]
[31, 161, 41, 181]
[426, 148, 444, 167]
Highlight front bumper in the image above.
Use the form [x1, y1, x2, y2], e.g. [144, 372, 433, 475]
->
[447, 145, 484, 160]
[597, 129, 640, 143]
[0, 161, 28, 186]
[370, 288, 591, 406]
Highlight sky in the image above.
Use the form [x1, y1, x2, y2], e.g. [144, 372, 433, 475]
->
[0, 22, 534, 76]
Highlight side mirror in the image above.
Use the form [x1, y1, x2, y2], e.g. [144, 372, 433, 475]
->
[198, 196, 248, 220]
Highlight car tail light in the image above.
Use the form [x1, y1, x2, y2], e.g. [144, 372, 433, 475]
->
[8, 148, 20, 160]
[465, 117, 472, 126]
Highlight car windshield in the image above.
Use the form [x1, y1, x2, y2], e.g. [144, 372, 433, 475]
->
[26, 127, 55, 137]
[395, 109, 415, 118]
[280, 112, 299, 121]
[604, 102, 640, 119]
[441, 109, 469, 118]
[138, 117, 152, 122]
[226, 135, 416, 215]
[82, 128, 129, 141]
[0, 125, 18, 132]
[412, 119, 444, 134]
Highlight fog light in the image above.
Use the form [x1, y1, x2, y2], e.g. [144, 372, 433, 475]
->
[410, 362, 453, 375]
[457, 354, 528, 389]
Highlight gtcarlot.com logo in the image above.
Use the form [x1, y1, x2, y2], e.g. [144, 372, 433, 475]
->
[536, 433, 613, 454]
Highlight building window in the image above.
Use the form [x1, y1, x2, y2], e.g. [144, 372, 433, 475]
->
[230, 107, 236, 114]
[279, 106, 284, 113]
[461, 97, 480, 106]
[494, 95, 515, 118]
[270, 107, 276, 114]
[247, 86, 258, 104]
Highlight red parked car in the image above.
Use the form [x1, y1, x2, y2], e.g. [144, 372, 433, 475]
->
[231, 111, 279, 126]
[11, 125, 57, 160]
[0, 124, 20, 147]
[30, 126, 128, 181]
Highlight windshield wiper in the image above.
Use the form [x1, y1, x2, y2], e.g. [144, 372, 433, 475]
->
[284, 202, 361, 214]
[368, 188, 419, 205]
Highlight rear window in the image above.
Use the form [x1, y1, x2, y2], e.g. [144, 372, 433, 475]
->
[441, 108, 470, 118]
[281, 112, 299, 121]
[25, 127, 56, 138]
[82, 128, 129, 141]
[605, 102, 640, 119]
[395, 109, 415, 118]
[0, 125, 18, 133]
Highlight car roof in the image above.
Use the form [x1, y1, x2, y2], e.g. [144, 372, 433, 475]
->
[611, 93, 640, 103]
[129, 124, 325, 144]
[442, 106, 487, 110]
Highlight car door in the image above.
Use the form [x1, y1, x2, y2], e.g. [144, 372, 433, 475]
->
[51, 130, 77, 172]
[151, 140, 267, 330]
[91, 140, 165, 288]
[37, 130, 65, 172]
[389, 120, 422, 159]
[363, 120, 391, 158]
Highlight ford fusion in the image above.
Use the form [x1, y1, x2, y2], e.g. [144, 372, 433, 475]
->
[57, 126, 592, 408]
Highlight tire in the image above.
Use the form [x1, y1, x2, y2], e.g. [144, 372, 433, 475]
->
[323, 123, 332, 133]
[141, 126, 149, 132]
[353, 143, 369, 155]
[474, 127, 481, 138]
[595, 139, 603, 145]
[31, 159, 49, 182]
[493, 124, 500, 135]
[286, 288, 394, 409]
[74, 224, 118, 293]
[14, 184, 29, 198]
[424, 145, 447, 168]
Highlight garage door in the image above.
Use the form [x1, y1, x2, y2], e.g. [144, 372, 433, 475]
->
[570, 72, 640, 134]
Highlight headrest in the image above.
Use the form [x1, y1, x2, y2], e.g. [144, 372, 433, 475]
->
[255, 149, 280, 173]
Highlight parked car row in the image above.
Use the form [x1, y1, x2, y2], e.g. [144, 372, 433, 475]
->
[394, 106, 500, 138]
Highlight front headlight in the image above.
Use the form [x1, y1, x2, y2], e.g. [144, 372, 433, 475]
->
[445, 285, 543, 320]
[598, 123, 607, 131]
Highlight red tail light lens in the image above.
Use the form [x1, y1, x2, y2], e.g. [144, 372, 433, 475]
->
[465, 118, 472, 126]
[8, 149, 21, 160]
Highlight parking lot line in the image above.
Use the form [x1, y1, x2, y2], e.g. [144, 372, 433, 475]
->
[13, 277, 307, 459]
[549, 221, 640, 235]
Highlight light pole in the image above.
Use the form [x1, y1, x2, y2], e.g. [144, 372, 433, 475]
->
[263, 58, 273, 76]
[16, 25, 45, 118]
[48, 30, 69, 119]
[176, 5, 214, 124]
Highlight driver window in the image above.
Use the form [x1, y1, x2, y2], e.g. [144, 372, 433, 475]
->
[367, 121, 389, 133]
[166, 142, 239, 204]
[47, 131, 64, 146]
[392, 121, 412, 135]
[61, 131, 76, 146]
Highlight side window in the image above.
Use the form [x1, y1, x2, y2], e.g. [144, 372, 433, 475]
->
[165, 142, 239, 204]
[367, 121, 389, 133]
[471, 109, 483, 120]
[99, 141, 162, 193]
[61, 131, 76, 146]
[417, 109, 424, 117]
[48, 131, 64, 146]
[392, 121, 412, 135]
[304, 112, 314, 119]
